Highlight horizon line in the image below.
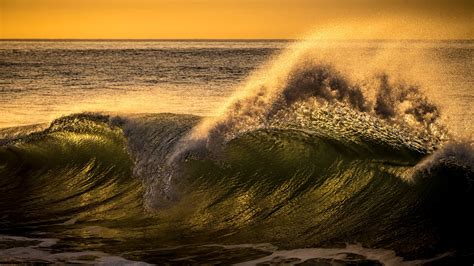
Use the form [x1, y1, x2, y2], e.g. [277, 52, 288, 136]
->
[1, 38, 473, 42]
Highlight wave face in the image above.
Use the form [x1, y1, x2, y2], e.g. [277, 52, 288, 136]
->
[1, 40, 473, 264]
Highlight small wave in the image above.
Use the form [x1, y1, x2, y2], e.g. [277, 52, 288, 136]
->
[413, 141, 474, 177]
[171, 37, 448, 169]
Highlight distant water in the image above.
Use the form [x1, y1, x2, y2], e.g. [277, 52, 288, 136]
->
[0, 40, 471, 131]
[0, 40, 473, 264]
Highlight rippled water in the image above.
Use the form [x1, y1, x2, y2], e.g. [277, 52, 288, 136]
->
[0, 41, 286, 127]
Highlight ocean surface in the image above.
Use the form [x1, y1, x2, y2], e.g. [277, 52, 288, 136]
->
[0, 40, 287, 128]
[0, 40, 473, 264]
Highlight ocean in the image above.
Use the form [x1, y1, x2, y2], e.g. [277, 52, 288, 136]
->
[0, 39, 473, 264]
[0, 40, 287, 128]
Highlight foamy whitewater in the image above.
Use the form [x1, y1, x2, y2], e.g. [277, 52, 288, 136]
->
[0, 37, 472, 264]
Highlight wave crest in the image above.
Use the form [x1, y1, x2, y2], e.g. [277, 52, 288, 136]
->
[171, 42, 448, 164]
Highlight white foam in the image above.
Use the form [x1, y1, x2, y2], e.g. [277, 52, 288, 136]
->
[224, 243, 449, 266]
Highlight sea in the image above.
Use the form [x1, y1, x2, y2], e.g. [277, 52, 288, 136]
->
[0, 39, 472, 264]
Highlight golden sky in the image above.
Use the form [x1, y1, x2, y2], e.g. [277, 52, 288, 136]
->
[0, 0, 472, 39]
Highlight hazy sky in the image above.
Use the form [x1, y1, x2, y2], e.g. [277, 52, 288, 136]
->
[1, 0, 472, 39]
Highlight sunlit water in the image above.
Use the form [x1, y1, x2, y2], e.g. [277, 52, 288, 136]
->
[0, 40, 471, 134]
